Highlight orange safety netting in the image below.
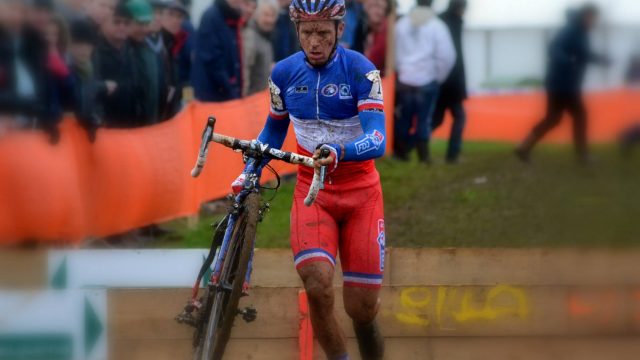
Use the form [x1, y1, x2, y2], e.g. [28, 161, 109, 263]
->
[0, 81, 638, 244]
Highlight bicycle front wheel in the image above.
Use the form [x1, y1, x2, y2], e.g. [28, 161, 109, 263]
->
[199, 192, 259, 360]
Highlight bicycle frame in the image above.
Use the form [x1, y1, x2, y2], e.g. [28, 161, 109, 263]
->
[209, 159, 264, 292]
[186, 116, 327, 305]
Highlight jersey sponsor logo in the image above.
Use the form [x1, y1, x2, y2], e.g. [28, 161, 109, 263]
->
[354, 129, 385, 155]
[339, 84, 352, 99]
[295, 85, 308, 94]
[365, 70, 383, 101]
[321, 84, 338, 97]
[377, 219, 385, 271]
[269, 78, 284, 111]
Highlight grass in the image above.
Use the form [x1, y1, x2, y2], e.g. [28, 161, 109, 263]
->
[157, 141, 640, 249]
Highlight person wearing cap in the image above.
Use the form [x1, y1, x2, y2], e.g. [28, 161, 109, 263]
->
[94, 0, 144, 127]
[127, 0, 161, 125]
[191, 0, 247, 102]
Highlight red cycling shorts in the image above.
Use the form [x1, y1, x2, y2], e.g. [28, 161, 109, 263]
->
[290, 164, 385, 289]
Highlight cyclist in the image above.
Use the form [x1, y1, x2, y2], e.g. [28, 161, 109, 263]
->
[232, 0, 386, 358]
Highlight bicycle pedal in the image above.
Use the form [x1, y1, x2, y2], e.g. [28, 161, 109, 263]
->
[238, 306, 257, 323]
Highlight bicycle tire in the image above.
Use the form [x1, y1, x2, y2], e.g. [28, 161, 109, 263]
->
[192, 217, 229, 359]
[199, 192, 260, 360]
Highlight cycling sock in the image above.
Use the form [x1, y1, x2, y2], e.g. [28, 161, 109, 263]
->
[354, 319, 384, 360]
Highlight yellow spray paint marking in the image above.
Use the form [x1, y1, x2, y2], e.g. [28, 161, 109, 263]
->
[395, 285, 531, 328]
[454, 284, 530, 322]
[395, 287, 431, 326]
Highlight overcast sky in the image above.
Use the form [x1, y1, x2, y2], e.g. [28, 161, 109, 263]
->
[398, 0, 640, 28]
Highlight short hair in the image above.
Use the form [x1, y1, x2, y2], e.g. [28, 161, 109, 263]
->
[417, 0, 433, 7]
[255, 0, 278, 14]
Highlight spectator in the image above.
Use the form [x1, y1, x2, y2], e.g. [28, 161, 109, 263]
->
[242, 0, 278, 96]
[83, 0, 118, 32]
[147, 0, 172, 120]
[192, 0, 246, 102]
[515, 4, 609, 164]
[341, 0, 364, 49]
[270, 0, 298, 62]
[177, 0, 195, 87]
[67, 18, 107, 142]
[241, 0, 258, 22]
[394, 0, 456, 163]
[127, 0, 160, 124]
[0, 0, 59, 143]
[160, 0, 189, 118]
[57, 0, 85, 21]
[94, 1, 142, 127]
[431, 0, 468, 164]
[353, 0, 389, 73]
[626, 52, 640, 84]
[44, 13, 75, 127]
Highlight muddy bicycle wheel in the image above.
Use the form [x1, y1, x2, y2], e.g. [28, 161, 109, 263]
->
[196, 192, 259, 360]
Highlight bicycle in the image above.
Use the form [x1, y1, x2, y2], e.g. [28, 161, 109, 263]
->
[176, 117, 330, 360]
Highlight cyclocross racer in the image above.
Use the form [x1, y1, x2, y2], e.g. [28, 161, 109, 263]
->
[232, 0, 386, 358]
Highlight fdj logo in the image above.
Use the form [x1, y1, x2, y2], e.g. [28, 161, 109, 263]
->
[377, 219, 385, 271]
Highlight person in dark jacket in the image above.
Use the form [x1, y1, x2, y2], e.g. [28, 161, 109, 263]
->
[270, 0, 299, 62]
[127, 0, 160, 125]
[516, 4, 609, 163]
[431, 0, 468, 164]
[192, 0, 245, 102]
[94, 1, 143, 127]
[159, 0, 188, 118]
[0, 0, 59, 143]
[68, 18, 107, 142]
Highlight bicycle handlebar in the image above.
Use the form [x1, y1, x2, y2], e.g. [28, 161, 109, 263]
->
[191, 117, 325, 206]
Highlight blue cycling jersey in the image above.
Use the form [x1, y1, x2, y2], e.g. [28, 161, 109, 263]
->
[257, 46, 386, 163]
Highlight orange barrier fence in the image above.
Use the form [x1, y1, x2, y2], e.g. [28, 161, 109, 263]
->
[0, 82, 637, 244]
[0, 79, 394, 244]
[433, 88, 639, 143]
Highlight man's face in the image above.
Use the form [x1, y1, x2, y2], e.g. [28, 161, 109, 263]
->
[27, 7, 52, 33]
[583, 11, 598, 30]
[227, 0, 248, 12]
[130, 21, 150, 42]
[364, 0, 387, 28]
[70, 43, 94, 64]
[256, 5, 277, 32]
[86, 0, 117, 26]
[298, 20, 344, 66]
[242, 0, 257, 21]
[161, 8, 185, 35]
[149, 8, 163, 33]
[0, 0, 26, 33]
[102, 15, 132, 46]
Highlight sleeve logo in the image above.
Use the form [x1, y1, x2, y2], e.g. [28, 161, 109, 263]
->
[268, 78, 284, 111]
[355, 129, 385, 155]
[365, 70, 383, 101]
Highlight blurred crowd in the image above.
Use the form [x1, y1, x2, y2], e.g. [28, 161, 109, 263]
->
[0, 0, 197, 143]
[0, 0, 394, 144]
[0, 0, 636, 161]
